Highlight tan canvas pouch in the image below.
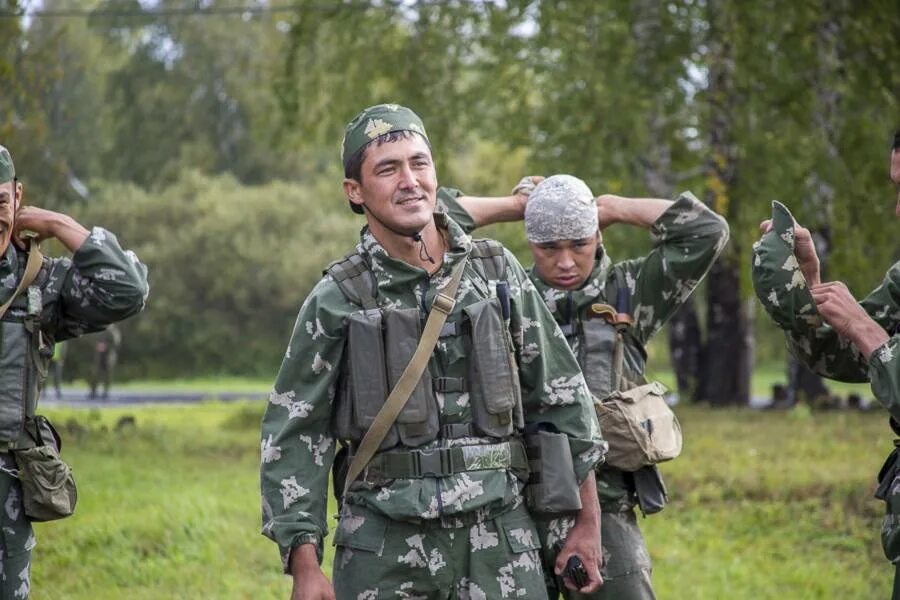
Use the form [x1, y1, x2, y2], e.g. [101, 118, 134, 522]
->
[596, 381, 682, 472]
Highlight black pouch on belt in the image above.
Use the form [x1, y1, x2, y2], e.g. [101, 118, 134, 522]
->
[631, 465, 668, 516]
[524, 424, 582, 516]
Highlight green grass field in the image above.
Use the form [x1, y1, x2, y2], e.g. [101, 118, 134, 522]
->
[30, 399, 891, 599]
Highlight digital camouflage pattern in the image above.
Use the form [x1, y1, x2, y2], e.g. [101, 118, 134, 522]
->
[442, 189, 730, 599]
[0, 227, 149, 598]
[332, 503, 548, 599]
[341, 103, 428, 168]
[259, 213, 605, 576]
[750, 201, 821, 332]
[0, 145, 13, 184]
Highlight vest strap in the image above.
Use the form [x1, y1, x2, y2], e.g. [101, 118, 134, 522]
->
[0, 240, 43, 321]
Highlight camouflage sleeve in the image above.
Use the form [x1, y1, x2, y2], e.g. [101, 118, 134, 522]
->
[870, 338, 900, 422]
[435, 186, 476, 235]
[259, 277, 348, 572]
[626, 192, 730, 344]
[506, 250, 606, 483]
[785, 262, 900, 382]
[50, 227, 149, 340]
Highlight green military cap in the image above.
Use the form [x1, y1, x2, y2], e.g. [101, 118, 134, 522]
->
[750, 201, 821, 331]
[0, 145, 14, 184]
[341, 103, 428, 169]
[341, 104, 429, 214]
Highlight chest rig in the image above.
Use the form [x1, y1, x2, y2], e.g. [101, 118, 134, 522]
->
[0, 251, 55, 446]
[557, 269, 648, 399]
[327, 240, 525, 453]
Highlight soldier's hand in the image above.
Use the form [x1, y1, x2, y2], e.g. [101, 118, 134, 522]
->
[811, 281, 889, 358]
[14, 206, 89, 253]
[555, 522, 603, 593]
[759, 218, 821, 287]
[511, 175, 544, 210]
[289, 545, 336, 600]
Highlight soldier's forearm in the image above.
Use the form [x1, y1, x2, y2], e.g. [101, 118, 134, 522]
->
[597, 195, 671, 229]
[455, 194, 526, 228]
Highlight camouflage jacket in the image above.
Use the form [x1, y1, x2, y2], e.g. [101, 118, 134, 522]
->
[777, 262, 900, 421]
[442, 190, 729, 506]
[0, 227, 149, 439]
[259, 213, 604, 570]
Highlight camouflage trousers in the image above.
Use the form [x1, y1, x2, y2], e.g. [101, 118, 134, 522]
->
[0, 454, 33, 599]
[332, 502, 547, 600]
[538, 508, 654, 600]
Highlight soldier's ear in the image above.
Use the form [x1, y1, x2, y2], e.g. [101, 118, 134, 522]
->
[14, 180, 23, 209]
[343, 178, 365, 211]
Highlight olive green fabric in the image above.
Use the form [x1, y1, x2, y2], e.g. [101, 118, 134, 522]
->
[750, 201, 821, 331]
[0, 453, 33, 599]
[340, 103, 428, 169]
[259, 213, 604, 573]
[0, 145, 14, 184]
[333, 503, 547, 600]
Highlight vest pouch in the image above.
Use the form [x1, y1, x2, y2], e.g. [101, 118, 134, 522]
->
[580, 319, 616, 399]
[383, 308, 439, 447]
[344, 310, 399, 450]
[524, 428, 581, 517]
[465, 298, 520, 438]
[0, 320, 29, 444]
[13, 416, 77, 522]
[596, 381, 682, 472]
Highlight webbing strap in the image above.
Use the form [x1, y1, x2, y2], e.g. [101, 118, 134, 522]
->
[365, 440, 528, 479]
[344, 256, 469, 492]
[0, 240, 43, 321]
[326, 253, 378, 310]
[470, 239, 506, 281]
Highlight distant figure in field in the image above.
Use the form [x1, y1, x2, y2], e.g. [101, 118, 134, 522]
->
[50, 341, 66, 399]
[89, 322, 122, 400]
[752, 130, 900, 597]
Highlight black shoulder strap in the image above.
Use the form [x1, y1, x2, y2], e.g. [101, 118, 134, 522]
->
[469, 238, 507, 282]
[324, 252, 378, 310]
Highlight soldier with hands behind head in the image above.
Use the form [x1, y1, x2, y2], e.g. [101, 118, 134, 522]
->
[0, 145, 149, 599]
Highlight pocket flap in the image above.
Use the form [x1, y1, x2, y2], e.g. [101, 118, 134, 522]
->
[332, 506, 388, 554]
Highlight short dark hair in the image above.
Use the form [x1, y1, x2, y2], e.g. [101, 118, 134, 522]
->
[892, 129, 900, 152]
[343, 130, 431, 214]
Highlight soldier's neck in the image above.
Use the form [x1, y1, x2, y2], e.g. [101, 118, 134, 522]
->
[370, 219, 445, 274]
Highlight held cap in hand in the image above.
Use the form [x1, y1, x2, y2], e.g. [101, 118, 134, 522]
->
[750, 201, 821, 331]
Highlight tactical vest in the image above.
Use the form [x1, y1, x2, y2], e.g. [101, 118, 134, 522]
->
[0, 254, 55, 446]
[327, 239, 525, 451]
[557, 270, 648, 398]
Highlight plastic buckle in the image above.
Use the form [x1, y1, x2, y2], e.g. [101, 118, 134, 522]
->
[432, 293, 456, 315]
[416, 449, 448, 477]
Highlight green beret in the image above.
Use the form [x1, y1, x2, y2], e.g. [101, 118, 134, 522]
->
[341, 103, 428, 169]
[751, 201, 821, 331]
[0, 145, 14, 184]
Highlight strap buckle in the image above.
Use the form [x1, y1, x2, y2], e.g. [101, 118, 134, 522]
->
[432, 292, 455, 315]
[415, 448, 450, 477]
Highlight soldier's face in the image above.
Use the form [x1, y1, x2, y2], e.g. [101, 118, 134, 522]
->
[0, 180, 21, 254]
[529, 233, 600, 290]
[344, 134, 437, 237]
